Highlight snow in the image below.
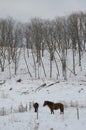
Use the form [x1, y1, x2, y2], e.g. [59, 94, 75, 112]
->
[0, 49, 86, 130]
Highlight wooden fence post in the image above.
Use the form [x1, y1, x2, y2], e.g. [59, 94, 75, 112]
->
[77, 108, 79, 120]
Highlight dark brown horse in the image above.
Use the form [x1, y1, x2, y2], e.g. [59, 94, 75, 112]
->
[43, 101, 64, 114]
[33, 102, 39, 112]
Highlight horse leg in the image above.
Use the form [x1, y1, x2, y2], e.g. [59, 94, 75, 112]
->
[52, 110, 54, 114]
[51, 109, 54, 114]
[60, 109, 63, 114]
[35, 108, 38, 112]
[61, 104, 64, 114]
[50, 109, 52, 114]
[35, 108, 36, 112]
[60, 108, 64, 114]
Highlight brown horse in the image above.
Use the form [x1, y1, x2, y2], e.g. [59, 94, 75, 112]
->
[33, 102, 39, 112]
[43, 101, 64, 114]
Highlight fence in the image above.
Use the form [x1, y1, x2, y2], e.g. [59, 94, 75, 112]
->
[0, 102, 34, 116]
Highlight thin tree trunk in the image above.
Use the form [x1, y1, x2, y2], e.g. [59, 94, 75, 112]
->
[32, 49, 37, 78]
[50, 59, 52, 78]
[24, 48, 32, 78]
[41, 58, 46, 77]
[72, 48, 75, 74]
[54, 55, 60, 76]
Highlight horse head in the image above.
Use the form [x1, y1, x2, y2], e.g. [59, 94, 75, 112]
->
[43, 101, 47, 106]
[33, 102, 39, 112]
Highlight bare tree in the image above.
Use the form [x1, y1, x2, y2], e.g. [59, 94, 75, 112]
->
[43, 20, 57, 78]
[28, 18, 45, 78]
[55, 17, 68, 79]
[67, 14, 77, 74]
[0, 19, 8, 72]
[24, 22, 37, 78]
[68, 13, 84, 74]
[83, 13, 86, 51]
[6, 17, 15, 78]
[12, 22, 23, 75]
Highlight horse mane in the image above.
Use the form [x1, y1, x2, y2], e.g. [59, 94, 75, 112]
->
[45, 101, 54, 104]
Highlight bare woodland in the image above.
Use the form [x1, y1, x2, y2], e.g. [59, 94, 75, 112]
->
[0, 12, 86, 80]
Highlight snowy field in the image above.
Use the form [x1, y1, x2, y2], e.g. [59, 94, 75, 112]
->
[0, 50, 86, 130]
[0, 79, 86, 130]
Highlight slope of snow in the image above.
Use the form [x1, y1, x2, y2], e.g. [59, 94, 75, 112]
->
[0, 49, 86, 130]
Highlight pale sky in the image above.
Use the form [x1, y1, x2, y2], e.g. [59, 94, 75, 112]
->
[0, 0, 86, 22]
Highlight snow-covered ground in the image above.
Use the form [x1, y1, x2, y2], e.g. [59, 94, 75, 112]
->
[0, 49, 86, 130]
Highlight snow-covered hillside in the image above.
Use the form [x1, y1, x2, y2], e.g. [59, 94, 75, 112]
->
[0, 50, 86, 130]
